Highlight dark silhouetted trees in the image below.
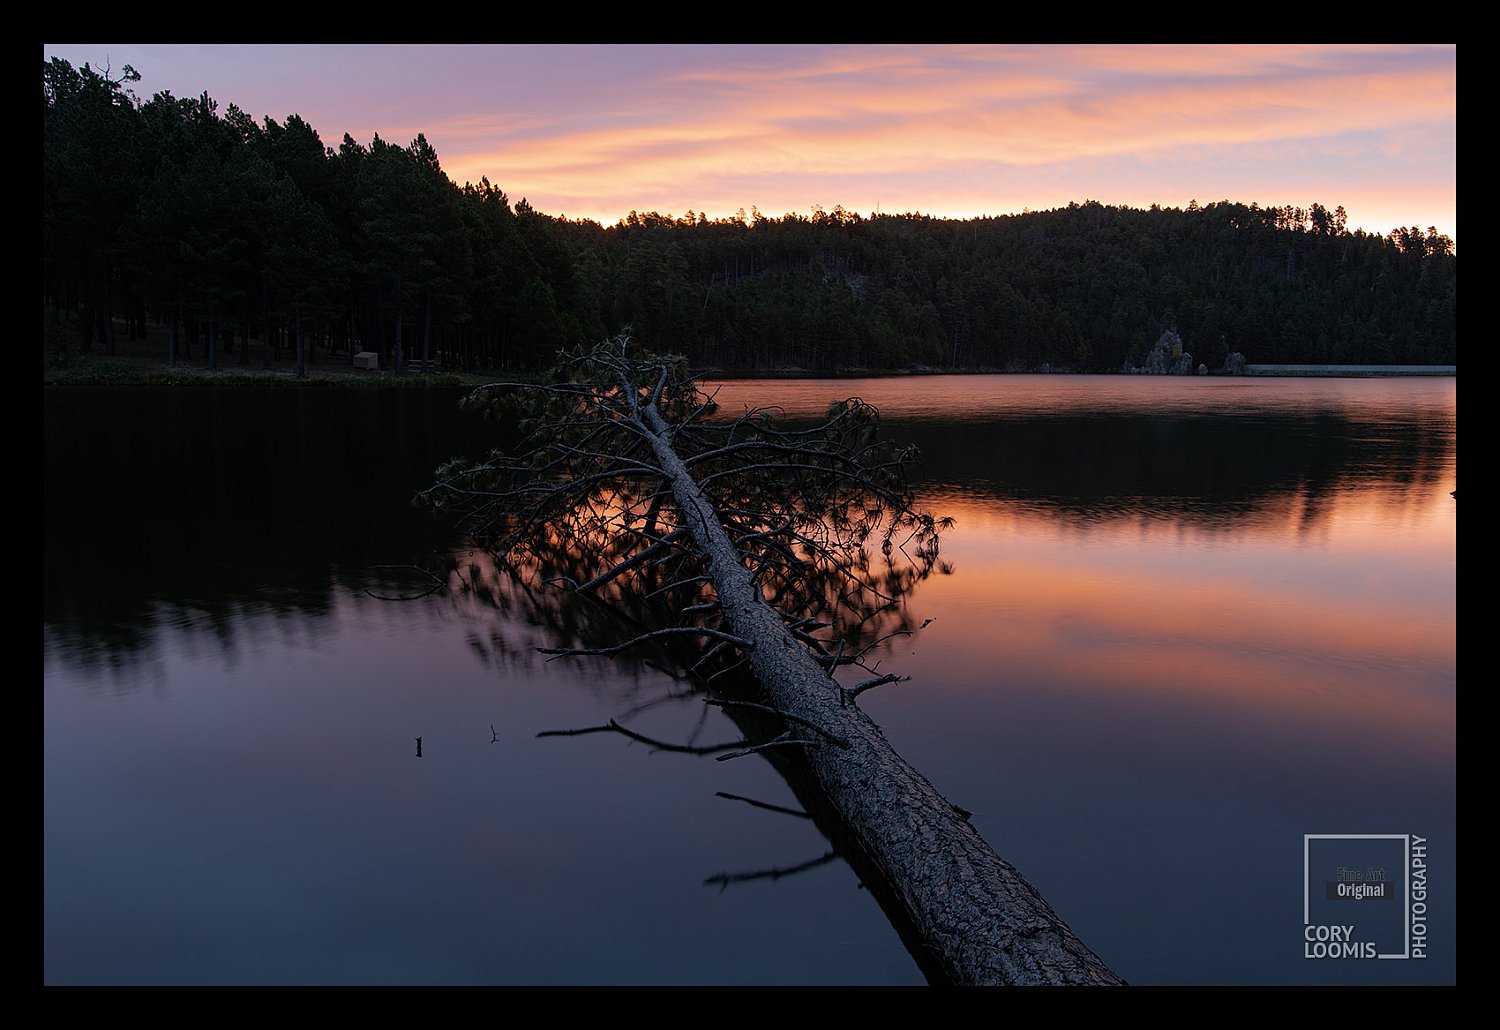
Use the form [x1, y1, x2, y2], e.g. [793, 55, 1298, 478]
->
[43, 59, 1456, 375]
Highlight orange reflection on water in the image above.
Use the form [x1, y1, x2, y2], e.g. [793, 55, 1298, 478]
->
[904, 491, 1454, 749]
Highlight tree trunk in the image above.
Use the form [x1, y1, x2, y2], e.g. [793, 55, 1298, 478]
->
[393, 273, 405, 376]
[432, 345, 1124, 984]
[377, 295, 387, 368]
[101, 303, 115, 357]
[632, 401, 1123, 986]
[101, 275, 115, 357]
[422, 289, 432, 373]
[261, 272, 273, 370]
[294, 287, 305, 380]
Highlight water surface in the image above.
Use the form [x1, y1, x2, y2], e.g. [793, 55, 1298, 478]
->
[44, 375, 1455, 984]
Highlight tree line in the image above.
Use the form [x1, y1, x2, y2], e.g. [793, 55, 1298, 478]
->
[44, 58, 1456, 375]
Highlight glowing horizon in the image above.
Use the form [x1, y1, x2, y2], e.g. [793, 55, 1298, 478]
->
[42, 43, 1456, 242]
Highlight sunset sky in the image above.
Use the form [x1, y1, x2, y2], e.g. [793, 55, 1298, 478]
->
[42, 44, 1456, 241]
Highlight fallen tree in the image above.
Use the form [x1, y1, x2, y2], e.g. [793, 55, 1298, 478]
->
[422, 336, 1124, 985]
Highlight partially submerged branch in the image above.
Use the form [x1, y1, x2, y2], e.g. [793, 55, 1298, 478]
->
[846, 673, 908, 700]
[703, 698, 848, 748]
[714, 730, 824, 763]
[715, 792, 813, 820]
[538, 625, 753, 661]
[363, 563, 447, 601]
[704, 850, 839, 890]
[537, 718, 744, 756]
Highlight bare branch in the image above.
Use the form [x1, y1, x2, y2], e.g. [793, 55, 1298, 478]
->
[368, 563, 445, 584]
[846, 673, 908, 700]
[538, 625, 752, 661]
[537, 719, 744, 756]
[714, 792, 812, 820]
[704, 850, 838, 889]
[644, 574, 711, 600]
[574, 528, 690, 593]
[703, 654, 752, 684]
[714, 730, 823, 762]
[535, 724, 617, 739]
[846, 620, 935, 663]
[363, 564, 447, 601]
[703, 698, 849, 748]
[421, 337, 1120, 985]
[825, 639, 845, 678]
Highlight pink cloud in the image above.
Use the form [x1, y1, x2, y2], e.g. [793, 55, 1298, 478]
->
[45, 43, 1456, 238]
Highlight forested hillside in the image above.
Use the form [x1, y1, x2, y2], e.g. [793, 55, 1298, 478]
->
[44, 59, 1456, 374]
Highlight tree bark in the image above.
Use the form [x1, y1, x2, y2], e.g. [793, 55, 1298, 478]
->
[422, 288, 432, 373]
[294, 287, 305, 380]
[393, 273, 404, 376]
[436, 343, 1125, 985]
[261, 271, 272, 370]
[632, 400, 1123, 986]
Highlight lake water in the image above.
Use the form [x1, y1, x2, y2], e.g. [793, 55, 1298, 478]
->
[43, 375, 1456, 985]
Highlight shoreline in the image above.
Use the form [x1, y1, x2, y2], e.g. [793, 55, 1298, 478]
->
[44, 354, 1456, 387]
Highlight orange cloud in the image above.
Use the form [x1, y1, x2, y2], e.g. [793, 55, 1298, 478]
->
[414, 45, 1456, 234]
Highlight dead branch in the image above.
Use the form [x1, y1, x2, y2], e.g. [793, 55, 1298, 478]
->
[422, 335, 1122, 986]
[364, 564, 447, 601]
[714, 730, 823, 762]
[703, 698, 848, 748]
[538, 625, 752, 661]
[704, 850, 839, 890]
[715, 792, 813, 820]
[537, 719, 744, 756]
[846, 673, 908, 700]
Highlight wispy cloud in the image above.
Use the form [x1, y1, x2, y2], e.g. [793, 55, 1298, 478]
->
[44, 43, 1456, 237]
[420, 44, 1454, 234]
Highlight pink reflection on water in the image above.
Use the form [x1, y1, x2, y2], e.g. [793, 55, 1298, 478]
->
[889, 487, 1453, 758]
[705, 373, 1456, 423]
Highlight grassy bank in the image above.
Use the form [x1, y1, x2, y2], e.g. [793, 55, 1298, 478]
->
[43, 355, 488, 387]
[42, 314, 552, 387]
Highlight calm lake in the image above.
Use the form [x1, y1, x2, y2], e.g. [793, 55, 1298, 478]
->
[43, 375, 1456, 985]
